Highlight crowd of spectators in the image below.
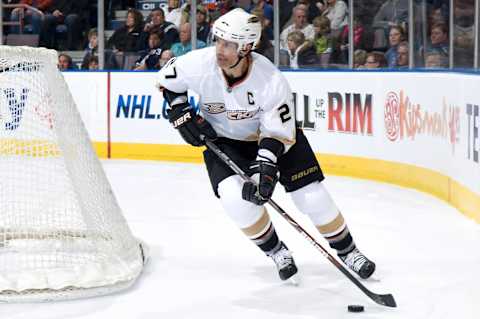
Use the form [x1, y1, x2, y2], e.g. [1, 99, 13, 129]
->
[4, 0, 89, 49]
[1, 0, 477, 71]
[274, 0, 475, 69]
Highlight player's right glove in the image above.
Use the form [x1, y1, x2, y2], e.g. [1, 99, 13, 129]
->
[167, 105, 217, 146]
[163, 88, 216, 146]
[242, 159, 279, 205]
[242, 138, 285, 205]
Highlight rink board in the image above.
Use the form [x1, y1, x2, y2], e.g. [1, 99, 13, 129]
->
[58, 71, 480, 223]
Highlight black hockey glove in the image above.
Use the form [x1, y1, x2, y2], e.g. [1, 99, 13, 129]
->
[242, 138, 285, 205]
[242, 160, 280, 205]
[167, 105, 217, 146]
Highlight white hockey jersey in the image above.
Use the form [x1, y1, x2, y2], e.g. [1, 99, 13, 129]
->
[155, 46, 296, 151]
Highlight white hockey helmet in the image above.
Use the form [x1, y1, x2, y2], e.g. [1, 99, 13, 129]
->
[212, 8, 262, 53]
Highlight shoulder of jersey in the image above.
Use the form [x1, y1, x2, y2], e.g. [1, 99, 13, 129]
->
[251, 51, 284, 83]
[252, 52, 281, 73]
[176, 46, 216, 74]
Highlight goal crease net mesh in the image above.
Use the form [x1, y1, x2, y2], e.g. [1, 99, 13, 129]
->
[0, 46, 147, 302]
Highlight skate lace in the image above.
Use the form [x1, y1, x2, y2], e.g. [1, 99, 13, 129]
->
[271, 247, 293, 269]
[343, 249, 367, 273]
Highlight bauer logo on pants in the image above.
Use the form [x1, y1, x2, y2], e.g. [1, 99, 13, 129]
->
[291, 166, 319, 182]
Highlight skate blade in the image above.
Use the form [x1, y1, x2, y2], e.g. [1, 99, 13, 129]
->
[286, 273, 301, 286]
[364, 274, 381, 282]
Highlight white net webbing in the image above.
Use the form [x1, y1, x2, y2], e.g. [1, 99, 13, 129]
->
[0, 46, 146, 302]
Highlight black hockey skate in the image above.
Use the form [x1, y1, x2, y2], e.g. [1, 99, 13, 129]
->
[268, 242, 298, 281]
[340, 248, 376, 279]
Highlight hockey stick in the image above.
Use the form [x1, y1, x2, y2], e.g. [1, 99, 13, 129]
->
[203, 138, 397, 308]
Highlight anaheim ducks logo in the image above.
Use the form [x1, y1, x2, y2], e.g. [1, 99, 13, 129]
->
[227, 109, 259, 120]
[203, 103, 226, 114]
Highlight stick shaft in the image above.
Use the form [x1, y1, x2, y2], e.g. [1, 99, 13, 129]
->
[204, 139, 397, 307]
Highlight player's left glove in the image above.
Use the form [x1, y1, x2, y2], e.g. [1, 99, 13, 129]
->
[242, 138, 285, 206]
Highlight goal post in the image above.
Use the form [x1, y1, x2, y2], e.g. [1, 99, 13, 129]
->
[0, 46, 147, 302]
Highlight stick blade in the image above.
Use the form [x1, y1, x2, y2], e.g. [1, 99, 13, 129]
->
[371, 293, 397, 307]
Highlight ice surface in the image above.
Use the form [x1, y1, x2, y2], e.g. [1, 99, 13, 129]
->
[2, 160, 479, 319]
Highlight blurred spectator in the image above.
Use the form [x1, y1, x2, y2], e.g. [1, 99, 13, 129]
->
[352, 0, 384, 28]
[140, 8, 178, 51]
[396, 41, 409, 68]
[430, 0, 449, 20]
[208, 0, 238, 22]
[196, 5, 211, 43]
[179, 1, 202, 26]
[338, 17, 367, 64]
[353, 49, 367, 68]
[419, 22, 448, 61]
[248, 0, 273, 40]
[429, 7, 447, 26]
[372, 0, 408, 50]
[250, 8, 272, 62]
[385, 25, 406, 68]
[286, 30, 318, 69]
[312, 15, 333, 66]
[40, 0, 88, 50]
[217, 0, 237, 15]
[107, 8, 144, 52]
[279, 0, 297, 30]
[251, 9, 271, 58]
[87, 55, 99, 70]
[297, 0, 321, 23]
[81, 28, 119, 70]
[171, 22, 206, 57]
[9, 0, 53, 34]
[165, 0, 183, 28]
[318, 0, 348, 36]
[255, 30, 289, 66]
[82, 27, 98, 58]
[58, 53, 76, 70]
[133, 32, 163, 70]
[158, 49, 174, 69]
[424, 51, 449, 68]
[364, 51, 387, 69]
[252, 9, 289, 66]
[281, 3, 308, 31]
[280, 6, 315, 50]
[453, 0, 475, 68]
[339, 16, 367, 49]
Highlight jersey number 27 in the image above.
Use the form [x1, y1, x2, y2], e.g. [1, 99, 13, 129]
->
[164, 57, 177, 79]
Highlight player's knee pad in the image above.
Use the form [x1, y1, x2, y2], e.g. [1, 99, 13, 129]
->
[290, 181, 340, 226]
[218, 175, 265, 229]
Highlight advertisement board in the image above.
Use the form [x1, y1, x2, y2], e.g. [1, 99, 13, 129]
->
[63, 72, 108, 156]
[64, 70, 480, 222]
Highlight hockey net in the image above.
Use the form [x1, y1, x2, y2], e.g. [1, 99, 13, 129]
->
[0, 46, 147, 302]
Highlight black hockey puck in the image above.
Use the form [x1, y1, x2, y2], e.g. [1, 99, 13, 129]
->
[348, 305, 364, 312]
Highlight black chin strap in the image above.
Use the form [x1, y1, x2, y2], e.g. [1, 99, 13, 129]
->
[229, 54, 244, 69]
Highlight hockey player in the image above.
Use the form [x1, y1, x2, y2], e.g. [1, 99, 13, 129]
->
[155, 8, 375, 281]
